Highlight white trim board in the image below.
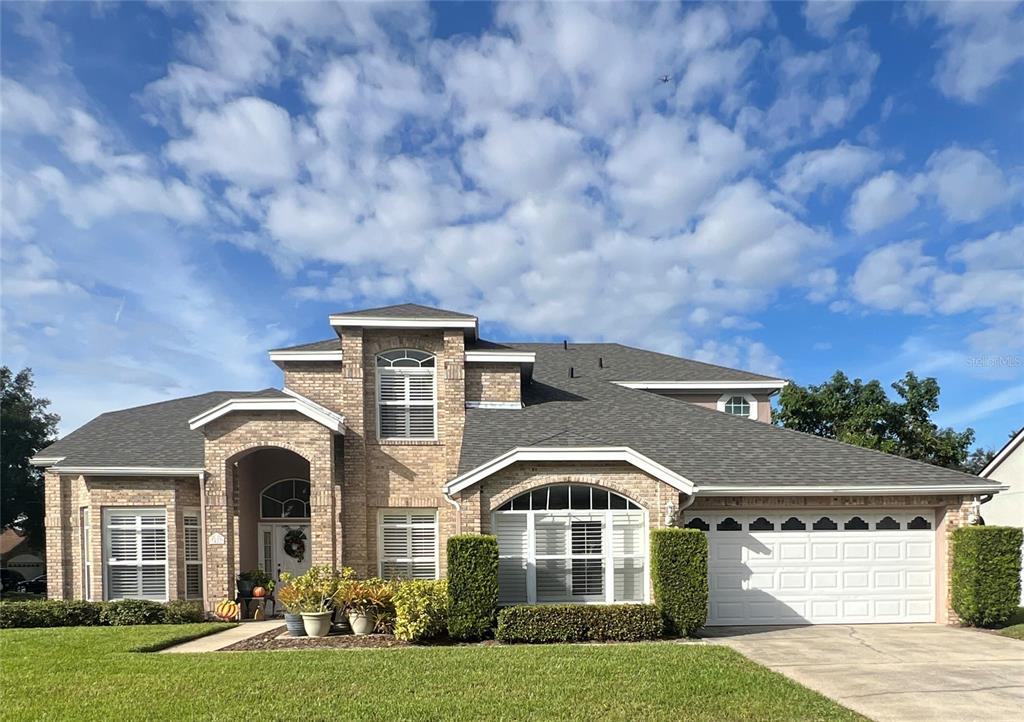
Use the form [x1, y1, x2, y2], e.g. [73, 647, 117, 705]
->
[464, 350, 536, 364]
[188, 393, 345, 433]
[268, 350, 343, 362]
[465, 401, 523, 410]
[695, 484, 1008, 496]
[329, 315, 478, 333]
[444, 446, 695, 495]
[49, 466, 205, 477]
[614, 380, 788, 391]
[29, 456, 66, 467]
[979, 427, 1024, 478]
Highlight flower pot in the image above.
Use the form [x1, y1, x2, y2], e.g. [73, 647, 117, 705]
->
[284, 613, 306, 637]
[348, 609, 376, 635]
[301, 611, 333, 637]
[236, 579, 256, 598]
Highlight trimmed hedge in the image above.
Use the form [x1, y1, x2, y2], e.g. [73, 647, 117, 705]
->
[496, 604, 663, 643]
[447, 534, 498, 640]
[951, 525, 1023, 627]
[393, 578, 448, 642]
[0, 598, 209, 629]
[650, 527, 708, 636]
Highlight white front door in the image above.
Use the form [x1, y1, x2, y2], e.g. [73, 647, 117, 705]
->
[258, 523, 311, 584]
[695, 510, 936, 625]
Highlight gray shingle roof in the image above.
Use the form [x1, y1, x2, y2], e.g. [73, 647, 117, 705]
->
[270, 338, 341, 353]
[38, 389, 287, 468]
[332, 303, 476, 320]
[459, 344, 993, 490]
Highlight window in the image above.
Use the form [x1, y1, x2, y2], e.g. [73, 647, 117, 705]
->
[875, 516, 900, 530]
[781, 516, 806, 531]
[378, 510, 438, 579]
[103, 509, 167, 601]
[183, 511, 203, 600]
[813, 516, 838, 531]
[749, 517, 774, 531]
[80, 508, 92, 601]
[718, 392, 756, 419]
[493, 485, 647, 605]
[684, 517, 709, 531]
[716, 517, 742, 531]
[908, 515, 931, 530]
[260, 479, 311, 519]
[844, 516, 869, 530]
[376, 349, 436, 439]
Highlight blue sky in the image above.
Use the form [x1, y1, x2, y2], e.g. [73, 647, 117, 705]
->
[1, 1, 1022, 451]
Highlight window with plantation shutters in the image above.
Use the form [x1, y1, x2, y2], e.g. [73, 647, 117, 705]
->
[492, 485, 648, 605]
[376, 349, 436, 440]
[378, 510, 438, 579]
[103, 508, 168, 601]
[183, 511, 203, 600]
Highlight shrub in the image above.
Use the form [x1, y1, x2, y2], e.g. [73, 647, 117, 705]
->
[101, 599, 167, 626]
[163, 599, 206, 624]
[447, 534, 499, 640]
[0, 599, 107, 629]
[650, 528, 708, 636]
[496, 604, 663, 643]
[951, 525, 1023, 627]
[393, 579, 448, 642]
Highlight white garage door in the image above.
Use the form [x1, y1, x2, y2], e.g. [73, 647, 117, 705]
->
[689, 510, 936, 625]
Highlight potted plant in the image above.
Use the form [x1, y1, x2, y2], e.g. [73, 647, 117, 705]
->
[237, 568, 274, 599]
[288, 565, 341, 637]
[276, 572, 305, 637]
[340, 577, 395, 635]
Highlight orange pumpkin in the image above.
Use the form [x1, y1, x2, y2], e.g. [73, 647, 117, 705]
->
[252, 586, 267, 598]
[214, 600, 239, 620]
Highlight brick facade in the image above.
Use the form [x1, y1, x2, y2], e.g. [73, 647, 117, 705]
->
[465, 363, 521, 405]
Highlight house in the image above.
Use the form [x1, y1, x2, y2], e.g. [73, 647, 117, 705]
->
[32, 303, 1005, 625]
[0, 528, 44, 584]
[978, 427, 1024, 603]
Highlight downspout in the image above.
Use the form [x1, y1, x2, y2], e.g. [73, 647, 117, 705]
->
[443, 487, 462, 535]
[198, 470, 209, 612]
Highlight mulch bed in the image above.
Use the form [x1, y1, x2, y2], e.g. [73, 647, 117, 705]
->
[220, 626, 412, 651]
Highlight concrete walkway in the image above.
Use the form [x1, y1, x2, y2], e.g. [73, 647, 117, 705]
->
[159, 621, 284, 653]
[705, 624, 1024, 722]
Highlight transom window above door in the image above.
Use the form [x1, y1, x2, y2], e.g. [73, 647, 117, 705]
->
[260, 478, 311, 519]
[376, 349, 436, 440]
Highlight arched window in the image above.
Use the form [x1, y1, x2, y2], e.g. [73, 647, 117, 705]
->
[781, 516, 806, 531]
[376, 349, 436, 439]
[908, 515, 931, 530]
[260, 479, 311, 520]
[875, 516, 900, 530]
[684, 517, 710, 531]
[844, 516, 869, 530]
[813, 516, 838, 531]
[718, 392, 756, 419]
[492, 485, 646, 605]
[749, 517, 775, 531]
[716, 517, 742, 531]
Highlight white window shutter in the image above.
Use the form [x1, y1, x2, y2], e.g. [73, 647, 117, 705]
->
[378, 510, 438, 579]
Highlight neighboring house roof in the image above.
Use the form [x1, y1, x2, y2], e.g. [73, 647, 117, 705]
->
[979, 427, 1024, 478]
[457, 343, 1001, 494]
[35, 389, 288, 470]
[0, 528, 34, 558]
[330, 303, 477, 320]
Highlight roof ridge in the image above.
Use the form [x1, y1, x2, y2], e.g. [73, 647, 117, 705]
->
[100, 389, 280, 416]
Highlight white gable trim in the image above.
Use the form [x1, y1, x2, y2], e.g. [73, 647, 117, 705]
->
[49, 466, 205, 477]
[465, 400, 523, 410]
[29, 456, 66, 467]
[614, 380, 788, 391]
[330, 315, 477, 331]
[979, 428, 1024, 478]
[269, 350, 344, 362]
[444, 446, 695, 495]
[464, 350, 536, 364]
[188, 392, 345, 433]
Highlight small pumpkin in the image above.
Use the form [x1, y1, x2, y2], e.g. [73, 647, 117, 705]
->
[214, 600, 239, 620]
[252, 586, 267, 598]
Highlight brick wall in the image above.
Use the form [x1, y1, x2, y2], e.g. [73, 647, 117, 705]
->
[465, 363, 521, 405]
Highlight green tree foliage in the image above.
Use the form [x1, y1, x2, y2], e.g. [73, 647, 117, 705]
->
[1, 367, 59, 543]
[773, 370, 974, 470]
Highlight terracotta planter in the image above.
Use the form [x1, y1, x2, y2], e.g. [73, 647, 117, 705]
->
[348, 609, 376, 635]
[284, 613, 306, 637]
[301, 611, 333, 637]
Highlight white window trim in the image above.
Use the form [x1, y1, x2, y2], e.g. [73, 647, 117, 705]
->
[493, 505, 650, 605]
[182, 508, 203, 601]
[102, 507, 169, 602]
[717, 392, 757, 420]
[376, 365, 438, 441]
[377, 509, 439, 579]
[80, 507, 92, 601]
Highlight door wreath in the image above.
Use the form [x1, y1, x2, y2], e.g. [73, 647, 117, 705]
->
[283, 527, 307, 562]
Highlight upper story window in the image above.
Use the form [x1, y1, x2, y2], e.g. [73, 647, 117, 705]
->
[376, 349, 436, 440]
[718, 392, 756, 420]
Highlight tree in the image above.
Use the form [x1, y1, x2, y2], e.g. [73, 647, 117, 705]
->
[1, 367, 59, 543]
[962, 428, 1021, 476]
[773, 370, 975, 471]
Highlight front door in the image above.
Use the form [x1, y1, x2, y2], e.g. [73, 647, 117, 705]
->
[258, 523, 311, 583]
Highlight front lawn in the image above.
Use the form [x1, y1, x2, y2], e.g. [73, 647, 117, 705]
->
[0, 624, 863, 721]
[998, 606, 1024, 640]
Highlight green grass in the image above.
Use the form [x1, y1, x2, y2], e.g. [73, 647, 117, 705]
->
[0, 625, 862, 721]
[997, 606, 1024, 640]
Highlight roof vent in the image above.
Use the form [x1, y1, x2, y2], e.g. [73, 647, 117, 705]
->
[569, 366, 575, 378]
[563, 339, 568, 350]
[598, 357, 604, 369]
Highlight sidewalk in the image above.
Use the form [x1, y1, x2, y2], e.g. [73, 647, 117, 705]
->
[159, 621, 284, 653]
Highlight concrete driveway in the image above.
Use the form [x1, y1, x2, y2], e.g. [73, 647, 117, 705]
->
[704, 624, 1024, 722]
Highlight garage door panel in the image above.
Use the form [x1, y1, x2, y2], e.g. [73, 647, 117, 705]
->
[703, 510, 935, 625]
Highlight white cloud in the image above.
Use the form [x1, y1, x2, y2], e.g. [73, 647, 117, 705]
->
[923, 146, 1015, 222]
[803, 1, 857, 39]
[166, 97, 299, 188]
[847, 171, 920, 232]
[777, 142, 883, 198]
[0, 77, 59, 135]
[694, 337, 784, 376]
[851, 240, 936, 313]
[915, 1, 1024, 103]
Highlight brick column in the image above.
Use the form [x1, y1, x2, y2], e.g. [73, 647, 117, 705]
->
[202, 461, 235, 607]
[310, 434, 337, 567]
[43, 470, 68, 599]
[341, 328, 369, 575]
